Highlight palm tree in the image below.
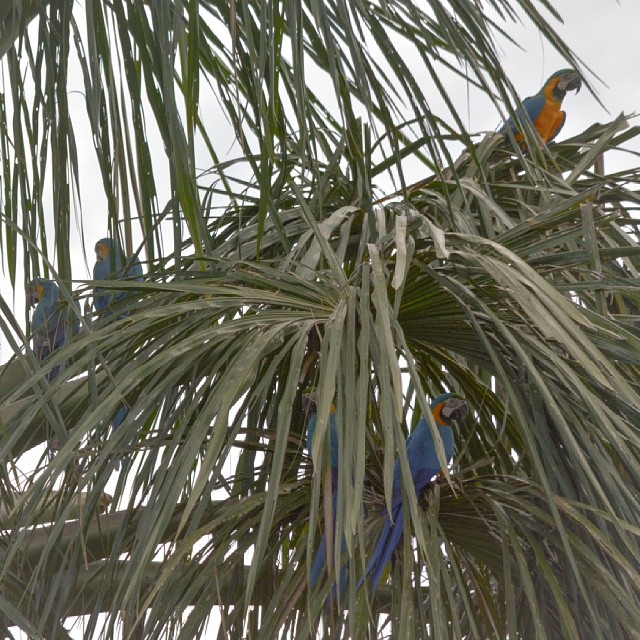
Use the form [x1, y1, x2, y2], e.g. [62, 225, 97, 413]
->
[0, 1, 638, 638]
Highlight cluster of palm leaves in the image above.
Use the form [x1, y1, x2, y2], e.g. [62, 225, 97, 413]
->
[0, 1, 639, 639]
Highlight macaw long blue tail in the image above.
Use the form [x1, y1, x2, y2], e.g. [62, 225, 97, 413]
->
[310, 535, 349, 607]
[310, 489, 347, 595]
[357, 503, 404, 594]
[310, 532, 328, 588]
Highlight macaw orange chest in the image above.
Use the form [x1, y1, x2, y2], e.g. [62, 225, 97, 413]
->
[534, 99, 565, 143]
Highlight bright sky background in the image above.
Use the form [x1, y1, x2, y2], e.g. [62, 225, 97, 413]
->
[2, 1, 640, 636]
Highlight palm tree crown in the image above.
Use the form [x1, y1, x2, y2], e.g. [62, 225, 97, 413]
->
[0, 2, 638, 638]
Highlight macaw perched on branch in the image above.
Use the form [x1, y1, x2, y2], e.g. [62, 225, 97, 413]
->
[304, 393, 345, 591]
[500, 69, 582, 146]
[26, 278, 80, 380]
[93, 238, 143, 431]
[93, 237, 143, 314]
[357, 393, 467, 594]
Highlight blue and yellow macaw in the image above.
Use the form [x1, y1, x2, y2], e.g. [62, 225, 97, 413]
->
[93, 237, 143, 314]
[357, 393, 467, 594]
[304, 393, 344, 590]
[93, 237, 143, 430]
[500, 69, 582, 147]
[27, 278, 80, 379]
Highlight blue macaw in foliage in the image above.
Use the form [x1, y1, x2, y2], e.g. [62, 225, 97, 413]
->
[93, 237, 143, 314]
[500, 69, 582, 146]
[304, 393, 345, 590]
[357, 393, 467, 594]
[26, 278, 80, 380]
[93, 237, 143, 431]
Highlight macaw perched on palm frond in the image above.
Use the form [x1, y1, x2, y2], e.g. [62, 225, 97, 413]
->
[304, 392, 345, 591]
[357, 393, 467, 594]
[93, 237, 143, 431]
[500, 69, 582, 147]
[93, 237, 143, 314]
[26, 278, 80, 380]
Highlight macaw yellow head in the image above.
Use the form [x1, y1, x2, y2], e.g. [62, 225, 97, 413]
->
[430, 393, 468, 426]
[543, 69, 582, 102]
[95, 241, 109, 262]
[26, 281, 45, 306]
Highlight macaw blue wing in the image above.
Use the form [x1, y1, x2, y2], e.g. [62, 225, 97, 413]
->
[93, 258, 113, 281]
[111, 405, 128, 431]
[113, 256, 144, 305]
[309, 512, 329, 587]
[499, 94, 545, 139]
[305, 412, 317, 457]
[127, 257, 143, 281]
[407, 417, 454, 493]
[309, 488, 347, 594]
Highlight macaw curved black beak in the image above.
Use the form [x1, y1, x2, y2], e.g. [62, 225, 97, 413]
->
[558, 70, 582, 94]
[441, 397, 469, 423]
